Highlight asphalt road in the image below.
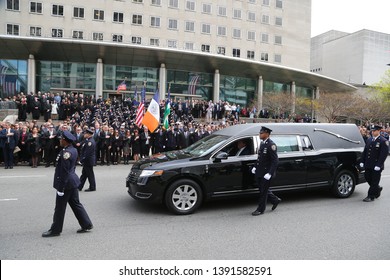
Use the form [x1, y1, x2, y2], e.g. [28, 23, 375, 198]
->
[1, 163, 390, 260]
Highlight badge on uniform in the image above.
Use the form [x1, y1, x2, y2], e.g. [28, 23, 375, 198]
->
[386, 141, 389, 146]
[271, 145, 276, 151]
[63, 152, 71, 160]
[376, 143, 380, 148]
[263, 148, 267, 154]
[88, 142, 92, 146]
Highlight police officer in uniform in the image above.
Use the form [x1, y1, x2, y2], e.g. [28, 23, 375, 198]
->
[42, 131, 93, 237]
[79, 128, 97, 192]
[251, 126, 281, 216]
[360, 124, 389, 202]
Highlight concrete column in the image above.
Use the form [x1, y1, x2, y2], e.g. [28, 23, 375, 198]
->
[159, 63, 167, 100]
[311, 86, 320, 122]
[213, 69, 220, 102]
[291, 81, 296, 114]
[315, 86, 320, 99]
[27, 54, 36, 94]
[95, 58, 103, 99]
[257, 76, 263, 113]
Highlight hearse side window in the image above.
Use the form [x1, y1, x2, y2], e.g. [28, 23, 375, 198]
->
[272, 135, 299, 153]
[220, 137, 255, 157]
[299, 135, 314, 150]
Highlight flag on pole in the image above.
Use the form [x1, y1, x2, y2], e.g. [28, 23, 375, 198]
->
[117, 80, 127, 93]
[163, 86, 171, 129]
[142, 89, 160, 132]
[188, 75, 199, 95]
[135, 85, 145, 127]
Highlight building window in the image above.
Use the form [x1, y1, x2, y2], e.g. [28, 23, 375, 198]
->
[113, 12, 124, 23]
[168, 19, 178, 30]
[217, 46, 225, 55]
[202, 3, 211, 14]
[202, 24, 211, 34]
[30, 2, 42, 14]
[217, 26, 226, 36]
[185, 21, 195, 32]
[261, 33, 269, 43]
[262, 0, 270, 6]
[247, 31, 256, 41]
[52, 5, 64, 16]
[72, 30, 84, 39]
[274, 35, 282, 45]
[275, 17, 283, 26]
[7, 24, 19, 35]
[73, 7, 84, 19]
[218, 6, 227, 16]
[150, 38, 160, 46]
[94, 10, 104, 20]
[30, 26, 42, 37]
[262, 15, 270, 24]
[51, 28, 63, 38]
[233, 28, 241, 39]
[233, 9, 242, 19]
[201, 44, 210, 52]
[186, 0, 195, 11]
[151, 0, 161, 5]
[132, 36, 142, 44]
[6, 0, 19, 10]
[248, 0, 256, 3]
[169, 0, 178, 8]
[151, 16, 161, 27]
[274, 54, 282, 63]
[133, 0, 143, 3]
[276, 0, 283, 9]
[248, 11, 256, 22]
[93, 32, 103, 41]
[132, 14, 142, 25]
[167, 40, 177, 48]
[233, 48, 240, 58]
[247, 51, 255, 60]
[185, 42, 194, 50]
[261, 52, 268, 62]
[112, 34, 123, 42]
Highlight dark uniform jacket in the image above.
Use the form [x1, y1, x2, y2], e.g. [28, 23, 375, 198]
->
[53, 145, 81, 192]
[80, 138, 96, 166]
[254, 138, 279, 177]
[361, 135, 389, 170]
[0, 128, 18, 149]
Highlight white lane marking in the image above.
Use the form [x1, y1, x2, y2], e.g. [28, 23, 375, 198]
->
[0, 198, 18, 201]
[0, 175, 46, 179]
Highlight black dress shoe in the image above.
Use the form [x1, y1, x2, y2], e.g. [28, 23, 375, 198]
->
[77, 225, 93, 233]
[251, 210, 264, 216]
[272, 198, 282, 211]
[375, 187, 383, 199]
[84, 188, 96, 192]
[42, 230, 60, 237]
[5, 166, 8, 169]
[363, 197, 374, 202]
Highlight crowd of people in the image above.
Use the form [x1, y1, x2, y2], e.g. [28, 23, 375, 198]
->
[1, 91, 389, 168]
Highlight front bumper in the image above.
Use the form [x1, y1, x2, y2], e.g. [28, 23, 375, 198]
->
[126, 176, 166, 203]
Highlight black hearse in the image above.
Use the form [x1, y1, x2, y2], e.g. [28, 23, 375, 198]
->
[126, 123, 366, 214]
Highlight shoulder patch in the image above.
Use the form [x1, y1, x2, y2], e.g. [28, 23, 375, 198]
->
[88, 142, 92, 146]
[63, 152, 71, 160]
[271, 144, 277, 151]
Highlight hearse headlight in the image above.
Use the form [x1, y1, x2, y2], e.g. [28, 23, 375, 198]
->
[139, 170, 164, 178]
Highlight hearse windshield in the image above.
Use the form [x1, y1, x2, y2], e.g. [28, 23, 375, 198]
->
[184, 134, 229, 157]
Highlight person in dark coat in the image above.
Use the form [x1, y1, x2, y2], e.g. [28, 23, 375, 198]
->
[251, 126, 281, 216]
[0, 122, 19, 169]
[131, 129, 141, 161]
[79, 128, 96, 192]
[26, 126, 41, 167]
[152, 126, 167, 153]
[40, 124, 58, 167]
[360, 124, 389, 202]
[31, 96, 41, 120]
[42, 130, 93, 237]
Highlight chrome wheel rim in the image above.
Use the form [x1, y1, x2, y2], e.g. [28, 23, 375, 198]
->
[337, 174, 353, 195]
[172, 185, 198, 211]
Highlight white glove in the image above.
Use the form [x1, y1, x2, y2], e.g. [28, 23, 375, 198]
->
[359, 163, 364, 168]
[251, 167, 256, 174]
[264, 173, 271, 180]
[57, 191, 64, 197]
[374, 166, 381, 171]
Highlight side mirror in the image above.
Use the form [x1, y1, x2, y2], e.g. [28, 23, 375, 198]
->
[214, 152, 228, 162]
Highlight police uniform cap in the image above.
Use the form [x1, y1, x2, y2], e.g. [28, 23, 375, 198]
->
[371, 124, 382, 131]
[62, 130, 76, 142]
[85, 128, 94, 135]
[260, 126, 272, 134]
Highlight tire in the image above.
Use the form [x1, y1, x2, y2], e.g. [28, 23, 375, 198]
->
[165, 179, 203, 215]
[332, 170, 355, 198]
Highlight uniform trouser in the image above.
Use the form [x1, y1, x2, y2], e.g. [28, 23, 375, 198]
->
[364, 168, 382, 198]
[79, 165, 96, 190]
[50, 187, 92, 233]
[3, 144, 14, 167]
[256, 176, 279, 213]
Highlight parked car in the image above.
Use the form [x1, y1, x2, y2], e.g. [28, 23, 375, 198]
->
[126, 123, 366, 214]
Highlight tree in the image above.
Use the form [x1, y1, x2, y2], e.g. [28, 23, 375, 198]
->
[371, 69, 390, 103]
[313, 92, 356, 123]
[263, 91, 294, 119]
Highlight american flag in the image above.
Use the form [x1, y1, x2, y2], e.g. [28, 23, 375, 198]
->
[135, 85, 146, 127]
[117, 80, 127, 93]
[188, 75, 199, 95]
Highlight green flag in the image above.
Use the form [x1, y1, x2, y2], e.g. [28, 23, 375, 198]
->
[163, 88, 171, 129]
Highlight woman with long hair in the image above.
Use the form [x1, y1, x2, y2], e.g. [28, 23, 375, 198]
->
[26, 126, 41, 168]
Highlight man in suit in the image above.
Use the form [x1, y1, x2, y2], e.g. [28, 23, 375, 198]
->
[360, 124, 389, 202]
[42, 131, 93, 237]
[236, 139, 251, 156]
[251, 126, 281, 216]
[41, 124, 58, 167]
[0, 122, 18, 169]
[79, 128, 96, 192]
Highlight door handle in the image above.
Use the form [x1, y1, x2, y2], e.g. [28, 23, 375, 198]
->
[295, 159, 303, 162]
